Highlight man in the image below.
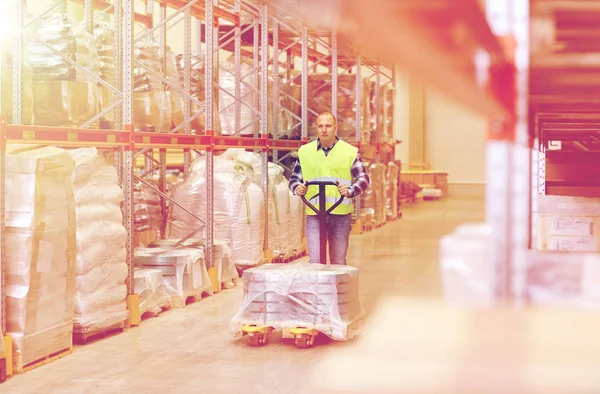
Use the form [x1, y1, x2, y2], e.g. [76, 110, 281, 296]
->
[289, 112, 370, 265]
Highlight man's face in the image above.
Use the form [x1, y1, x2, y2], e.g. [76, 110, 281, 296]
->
[316, 114, 337, 148]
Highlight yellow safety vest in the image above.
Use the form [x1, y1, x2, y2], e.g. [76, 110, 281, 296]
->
[297, 139, 358, 215]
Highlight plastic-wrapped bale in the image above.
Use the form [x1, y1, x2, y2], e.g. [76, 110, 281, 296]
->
[68, 148, 129, 338]
[25, 14, 99, 127]
[5, 146, 76, 372]
[524, 251, 600, 308]
[288, 191, 304, 257]
[134, 247, 213, 307]
[439, 223, 495, 306]
[134, 268, 172, 317]
[167, 157, 263, 262]
[230, 263, 365, 341]
[219, 55, 256, 136]
[26, 13, 76, 81]
[267, 163, 292, 259]
[385, 162, 399, 220]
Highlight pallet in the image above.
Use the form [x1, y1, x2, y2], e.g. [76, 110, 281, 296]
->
[73, 322, 125, 345]
[423, 196, 442, 201]
[141, 304, 171, 320]
[14, 347, 72, 374]
[0, 358, 6, 383]
[171, 290, 208, 308]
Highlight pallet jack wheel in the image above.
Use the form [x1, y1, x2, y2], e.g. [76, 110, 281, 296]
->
[294, 333, 315, 348]
[248, 333, 267, 347]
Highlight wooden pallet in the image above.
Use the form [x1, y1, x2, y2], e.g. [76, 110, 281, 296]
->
[0, 358, 6, 383]
[73, 322, 125, 345]
[171, 290, 207, 308]
[14, 348, 72, 374]
[141, 305, 172, 320]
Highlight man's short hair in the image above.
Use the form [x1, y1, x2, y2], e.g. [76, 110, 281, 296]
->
[317, 112, 337, 125]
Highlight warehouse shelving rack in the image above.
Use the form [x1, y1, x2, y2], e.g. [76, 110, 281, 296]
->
[0, 0, 396, 373]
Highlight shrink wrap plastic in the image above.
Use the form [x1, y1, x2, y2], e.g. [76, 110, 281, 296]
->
[439, 223, 495, 306]
[134, 268, 172, 316]
[231, 263, 365, 341]
[5, 147, 76, 371]
[134, 247, 212, 307]
[25, 13, 76, 81]
[168, 155, 265, 267]
[68, 148, 129, 335]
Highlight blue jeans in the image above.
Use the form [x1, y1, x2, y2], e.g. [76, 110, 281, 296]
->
[305, 214, 352, 265]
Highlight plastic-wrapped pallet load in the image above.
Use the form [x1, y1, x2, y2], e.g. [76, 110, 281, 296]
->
[230, 263, 365, 341]
[535, 195, 600, 252]
[26, 13, 99, 127]
[68, 148, 129, 338]
[5, 146, 76, 371]
[267, 163, 292, 259]
[439, 223, 495, 306]
[134, 268, 172, 317]
[134, 247, 213, 307]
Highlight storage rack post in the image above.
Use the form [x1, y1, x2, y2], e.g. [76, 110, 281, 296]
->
[205, 0, 215, 285]
[121, 0, 140, 327]
[0, 118, 8, 377]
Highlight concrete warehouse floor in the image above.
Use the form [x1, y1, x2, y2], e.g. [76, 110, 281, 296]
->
[1, 195, 485, 394]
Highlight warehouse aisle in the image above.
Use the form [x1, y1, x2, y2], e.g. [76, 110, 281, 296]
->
[1, 196, 484, 394]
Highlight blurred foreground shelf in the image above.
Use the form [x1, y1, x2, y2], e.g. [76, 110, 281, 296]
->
[312, 297, 600, 394]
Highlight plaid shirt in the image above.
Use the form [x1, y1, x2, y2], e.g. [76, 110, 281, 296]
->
[288, 138, 371, 198]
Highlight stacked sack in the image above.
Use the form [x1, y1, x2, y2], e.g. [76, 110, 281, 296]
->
[68, 148, 129, 336]
[5, 146, 76, 371]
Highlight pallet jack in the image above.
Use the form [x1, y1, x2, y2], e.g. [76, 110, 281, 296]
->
[241, 180, 347, 348]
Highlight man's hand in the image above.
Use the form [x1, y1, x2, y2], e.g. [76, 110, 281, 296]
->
[338, 184, 351, 198]
[295, 184, 308, 196]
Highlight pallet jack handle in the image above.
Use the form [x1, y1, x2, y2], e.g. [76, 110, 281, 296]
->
[300, 180, 346, 264]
